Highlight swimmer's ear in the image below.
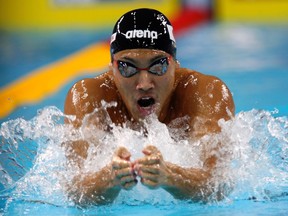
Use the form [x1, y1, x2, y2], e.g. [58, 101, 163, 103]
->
[109, 62, 113, 71]
[175, 59, 180, 69]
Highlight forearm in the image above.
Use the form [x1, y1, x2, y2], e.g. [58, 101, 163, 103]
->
[67, 164, 120, 206]
[162, 162, 213, 201]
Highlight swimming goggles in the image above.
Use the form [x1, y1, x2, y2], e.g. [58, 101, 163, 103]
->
[115, 56, 170, 78]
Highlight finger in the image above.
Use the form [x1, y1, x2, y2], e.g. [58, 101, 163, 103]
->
[139, 172, 158, 183]
[114, 167, 134, 179]
[115, 146, 131, 160]
[118, 172, 138, 189]
[142, 145, 160, 156]
[136, 155, 161, 165]
[122, 179, 138, 190]
[139, 164, 160, 175]
[112, 159, 131, 169]
[141, 178, 158, 189]
[120, 175, 137, 184]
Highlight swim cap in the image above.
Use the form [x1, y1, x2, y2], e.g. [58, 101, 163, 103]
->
[110, 8, 177, 59]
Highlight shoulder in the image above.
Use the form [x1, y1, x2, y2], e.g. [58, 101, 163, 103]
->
[174, 68, 220, 98]
[64, 71, 118, 118]
[175, 68, 222, 88]
[173, 68, 235, 119]
[75, 71, 116, 94]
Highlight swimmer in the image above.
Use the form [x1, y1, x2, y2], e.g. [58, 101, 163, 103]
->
[64, 8, 235, 205]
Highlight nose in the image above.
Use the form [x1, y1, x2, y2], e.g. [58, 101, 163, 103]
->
[136, 70, 154, 91]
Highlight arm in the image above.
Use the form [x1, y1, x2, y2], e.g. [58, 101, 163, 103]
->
[134, 145, 217, 201]
[135, 72, 235, 201]
[63, 77, 136, 206]
[67, 147, 137, 206]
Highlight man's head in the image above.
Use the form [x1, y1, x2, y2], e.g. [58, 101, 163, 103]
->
[109, 9, 179, 122]
[110, 8, 177, 60]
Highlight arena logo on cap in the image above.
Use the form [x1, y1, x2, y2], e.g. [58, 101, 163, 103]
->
[125, 29, 158, 40]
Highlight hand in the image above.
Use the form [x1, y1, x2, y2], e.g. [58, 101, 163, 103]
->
[134, 145, 170, 189]
[111, 147, 137, 190]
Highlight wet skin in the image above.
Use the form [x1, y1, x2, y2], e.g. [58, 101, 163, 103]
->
[64, 49, 235, 206]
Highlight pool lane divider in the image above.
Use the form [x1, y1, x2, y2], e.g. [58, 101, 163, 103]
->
[0, 42, 110, 119]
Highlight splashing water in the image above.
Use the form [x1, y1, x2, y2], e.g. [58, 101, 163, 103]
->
[0, 106, 287, 211]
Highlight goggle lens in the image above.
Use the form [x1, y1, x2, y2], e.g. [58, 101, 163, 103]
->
[116, 57, 170, 78]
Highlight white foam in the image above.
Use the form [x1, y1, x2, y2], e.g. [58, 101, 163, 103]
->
[0, 106, 287, 206]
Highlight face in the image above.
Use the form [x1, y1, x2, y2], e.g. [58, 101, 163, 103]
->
[110, 49, 178, 122]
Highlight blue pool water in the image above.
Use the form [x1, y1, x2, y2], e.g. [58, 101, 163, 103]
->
[1, 23, 288, 215]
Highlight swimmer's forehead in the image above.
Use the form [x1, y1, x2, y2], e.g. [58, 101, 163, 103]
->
[113, 49, 169, 60]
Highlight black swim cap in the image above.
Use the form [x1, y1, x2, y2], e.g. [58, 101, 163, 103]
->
[110, 8, 177, 59]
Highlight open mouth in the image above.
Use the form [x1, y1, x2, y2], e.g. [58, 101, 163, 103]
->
[137, 97, 155, 108]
